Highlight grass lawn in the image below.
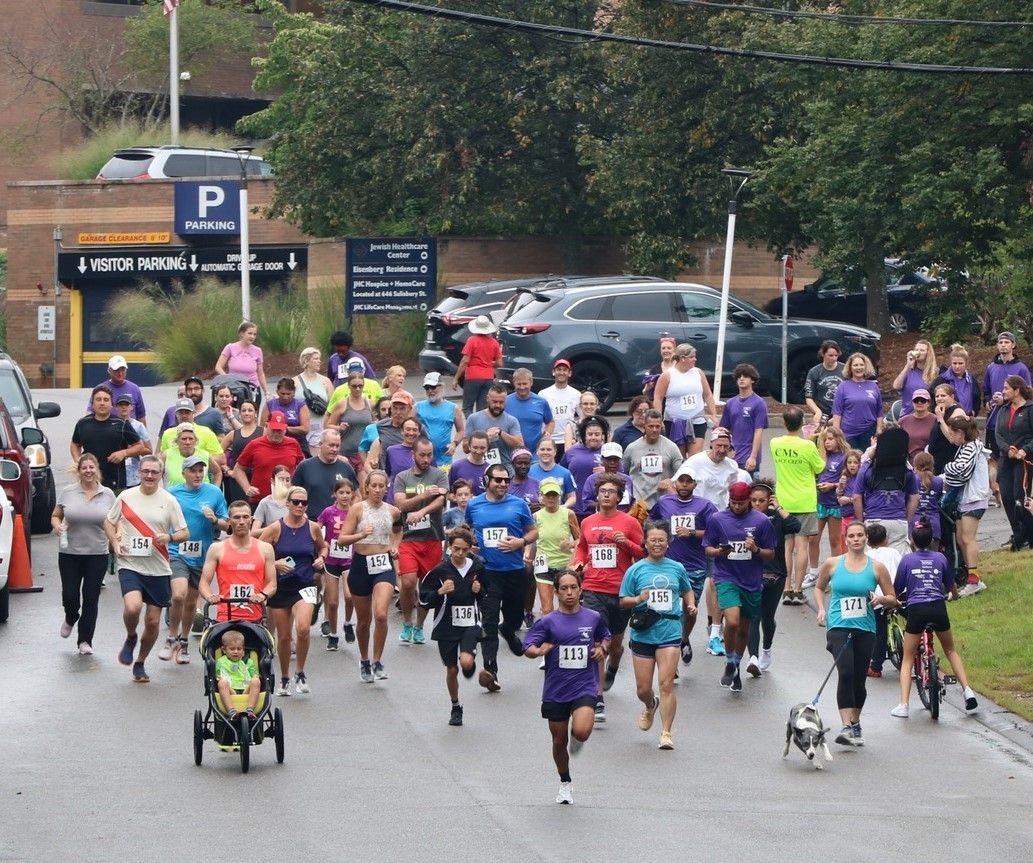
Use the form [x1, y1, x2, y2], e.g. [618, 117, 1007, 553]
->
[945, 549, 1033, 722]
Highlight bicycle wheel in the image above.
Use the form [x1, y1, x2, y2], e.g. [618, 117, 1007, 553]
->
[928, 655, 941, 721]
[888, 621, 904, 671]
[914, 653, 931, 710]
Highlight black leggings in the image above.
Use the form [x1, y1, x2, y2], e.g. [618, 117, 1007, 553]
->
[998, 457, 1033, 546]
[480, 568, 526, 672]
[747, 575, 785, 657]
[826, 628, 876, 711]
[58, 552, 108, 646]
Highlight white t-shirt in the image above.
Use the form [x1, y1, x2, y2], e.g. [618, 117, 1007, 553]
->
[865, 545, 902, 597]
[540, 384, 581, 444]
[683, 452, 740, 509]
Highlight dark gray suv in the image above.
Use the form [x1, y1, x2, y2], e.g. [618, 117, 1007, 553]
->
[497, 279, 881, 413]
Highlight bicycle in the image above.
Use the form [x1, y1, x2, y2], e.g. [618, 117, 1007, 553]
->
[912, 622, 956, 721]
[885, 606, 905, 671]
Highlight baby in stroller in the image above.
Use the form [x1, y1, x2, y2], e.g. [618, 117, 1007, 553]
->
[215, 630, 262, 723]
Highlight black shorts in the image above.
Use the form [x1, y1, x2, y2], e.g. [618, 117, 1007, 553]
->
[436, 630, 481, 666]
[582, 589, 631, 636]
[324, 562, 350, 578]
[266, 589, 302, 609]
[541, 695, 597, 722]
[347, 551, 397, 597]
[629, 639, 682, 659]
[904, 600, 951, 635]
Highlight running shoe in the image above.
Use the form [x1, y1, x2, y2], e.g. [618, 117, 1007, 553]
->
[555, 782, 573, 805]
[174, 638, 190, 664]
[730, 671, 742, 692]
[499, 623, 525, 657]
[117, 635, 138, 666]
[603, 664, 618, 691]
[245, 708, 257, 722]
[60, 620, 73, 639]
[958, 580, 987, 598]
[658, 731, 674, 750]
[411, 626, 426, 645]
[569, 736, 584, 757]
[851, 724, 865, 747]
[327, 636, 340, 651]
[372, 661, 388, 680]
[132, 662, 149, 683]
[343, 623, 356, 643]
[320, 620, 331, 637]
[707, 635, 726, 656]
[294, 671, 310, 693]
[478, 669, 501, 692]
[360, 662, 374, 683]
[226, 708, 240, 723]
[157, 636, 175, 662]
[449, 704, 464, 726]
[277, 677, 292, 697]
[680, 640, 693, 666]
[964, 687, 979, 712]
[745, 655, 761, 677]
[759, 648, 772, 671]
[78, 642, 93, 656]
[890, 703, 909, 718]
[399, 623, 414, 644]
[801, 570, 819, 590]
[523, 611, 535, 629]
[781, 592, 795, 606]
[639, 696, 659, 731]
[594, 698, 606, 723]
[835, 725, 858, 746]
[720, 662, 736, 688]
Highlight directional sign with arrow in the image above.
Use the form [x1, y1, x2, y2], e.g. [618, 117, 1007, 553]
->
[58, 246, 307, 283]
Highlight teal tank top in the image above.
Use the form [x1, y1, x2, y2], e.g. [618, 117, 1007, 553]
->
[827, 554, 877, 632]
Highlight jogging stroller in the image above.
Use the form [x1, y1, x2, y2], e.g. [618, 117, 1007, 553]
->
[210, 373, 263, 411]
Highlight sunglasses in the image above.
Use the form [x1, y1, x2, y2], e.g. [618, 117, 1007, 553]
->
[490, 477, 511, 484]
[913, 398, 929, 403]
[288, 498, 308, 506]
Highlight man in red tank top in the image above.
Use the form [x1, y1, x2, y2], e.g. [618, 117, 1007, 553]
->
[199, 501, 277, 623]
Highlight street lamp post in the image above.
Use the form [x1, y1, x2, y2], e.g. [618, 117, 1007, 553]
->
[712, 166, 752, 406]
[232, 145, 254, 322]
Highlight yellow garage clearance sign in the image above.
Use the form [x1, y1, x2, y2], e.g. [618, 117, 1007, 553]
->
[78, 232, 171, 245]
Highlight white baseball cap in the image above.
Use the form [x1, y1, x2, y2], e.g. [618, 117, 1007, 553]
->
[108, 355, 128, 370]
[423, 372, 442, 387]
[600, 442, 623, 458]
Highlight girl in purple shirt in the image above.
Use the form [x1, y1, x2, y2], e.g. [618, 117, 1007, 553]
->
[561, 416, 608, 518]
[892, 339, 938, 416]
[911, 452, 943, 547]
[816, 427, 848, 557]
[837, 449, 863, 543]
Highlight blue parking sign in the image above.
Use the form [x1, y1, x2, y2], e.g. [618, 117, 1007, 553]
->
[175, 181, 241, 235]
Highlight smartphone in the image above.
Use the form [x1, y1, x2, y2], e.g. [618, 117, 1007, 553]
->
[719, 543, 733, 552]
[283, 556, 296, 569]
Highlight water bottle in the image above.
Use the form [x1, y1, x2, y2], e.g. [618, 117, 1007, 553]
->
[59, 519, 69, 550]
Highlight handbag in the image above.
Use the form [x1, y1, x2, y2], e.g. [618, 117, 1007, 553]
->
[299, 377, 328, 416]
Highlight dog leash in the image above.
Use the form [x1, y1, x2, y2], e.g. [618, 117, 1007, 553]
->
[810, 632, 853, 707]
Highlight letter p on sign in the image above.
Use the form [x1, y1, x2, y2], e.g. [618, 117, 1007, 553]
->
[198, 185, 226, 217]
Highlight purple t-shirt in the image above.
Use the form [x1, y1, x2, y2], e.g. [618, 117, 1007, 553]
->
[384, 443, 418, 503]
[317, 504, 352, 565]
[894, 549, 953, 605]
[914, 475, 943, 539]
[649, 494, 717, 571]
[719, 393, 769, 468]
[508, 475, 540, 508]
[581, 470, 634, 513]
[983, 357, 1031, 428]
[87, 379, 146, 421]
[448, 458, 488, 496]
[939, 371, 976, 415]
[839, 472, 861, 518]
[703, 508, 776, 591]
[266, 397, 306, 428]
[523, 606, 610, 704]
[832, 379, 882, 436]
[817, 451, 846, 508]
[561, 444, 603, 515]
[898, 368, 927, 416]
[855, 462, 918, 520]
[328, 349, 376, 384]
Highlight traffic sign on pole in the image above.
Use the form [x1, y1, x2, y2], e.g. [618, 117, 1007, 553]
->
[783, 255, 794, 292]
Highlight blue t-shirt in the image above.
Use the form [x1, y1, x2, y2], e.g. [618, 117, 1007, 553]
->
[529, 463, 576, 499]
[416, 399, 457, 466]
[523, 606, 610, 704]
[827, 554, 878, 632]
[894, 550, 953, 606]
[703, 508, 776, 591]
[465, 493, 535, 572]
[619, 558, 693, 645]
[169, 483, 229, 567]
[505, 392, 553, 453]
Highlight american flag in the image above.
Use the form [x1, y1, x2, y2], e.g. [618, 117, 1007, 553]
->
[163, 0, 180, 16]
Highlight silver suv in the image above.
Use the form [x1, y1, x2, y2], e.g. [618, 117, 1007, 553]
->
[96, 146, 273, 180]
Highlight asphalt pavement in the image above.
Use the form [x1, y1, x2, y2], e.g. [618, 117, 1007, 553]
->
[2, 381, 1032, 861]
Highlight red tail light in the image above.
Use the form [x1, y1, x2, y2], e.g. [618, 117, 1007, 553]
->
[504, 323, 551, 335]
[440, 314, 474, 326]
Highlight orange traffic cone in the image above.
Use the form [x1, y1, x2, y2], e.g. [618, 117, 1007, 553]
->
[8, 514, 42, 594]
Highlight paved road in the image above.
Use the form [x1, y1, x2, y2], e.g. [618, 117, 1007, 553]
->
[2, 383, 1031, 860]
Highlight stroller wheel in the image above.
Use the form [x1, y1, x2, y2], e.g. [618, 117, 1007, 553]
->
[193, 710, 204, 766]
[239, 715, 250, 774]
[274, 707, 285, 764]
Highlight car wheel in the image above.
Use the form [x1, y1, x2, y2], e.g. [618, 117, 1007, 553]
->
[887, 311, 913, 334]
[786, 354, 812, 405]
[570, 358, 620, 414]
[30, 470, 56, 535]
[0, 583, 9, 623]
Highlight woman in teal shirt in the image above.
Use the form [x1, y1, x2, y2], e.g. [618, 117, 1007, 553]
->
[814, 521, 898, 748]
[619, 521, 696, 751]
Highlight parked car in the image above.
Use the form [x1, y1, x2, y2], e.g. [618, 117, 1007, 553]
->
[0, 397, 33, 563]
[96, 146, 273, 181]
[765, 262, 939, 334]
[495, 278, 881, 413]
[420, 275, 663, 374]
[0, 353, 61, 533]
[0, 474, 16, 623]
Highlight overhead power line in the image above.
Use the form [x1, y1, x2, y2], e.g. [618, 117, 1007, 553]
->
[665, 0, 1033, 29]
[346, 0, 1033, 74]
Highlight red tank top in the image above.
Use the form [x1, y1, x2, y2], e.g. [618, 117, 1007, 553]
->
[216, 538, 267, 622]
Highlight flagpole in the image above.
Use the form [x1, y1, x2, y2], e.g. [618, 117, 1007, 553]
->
[169, 3, 180, 144]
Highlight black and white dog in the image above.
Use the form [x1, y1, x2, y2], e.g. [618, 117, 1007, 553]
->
[783, 703, 833, 770]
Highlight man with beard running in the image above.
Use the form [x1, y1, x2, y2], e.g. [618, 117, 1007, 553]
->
[464, 384, 524, 471]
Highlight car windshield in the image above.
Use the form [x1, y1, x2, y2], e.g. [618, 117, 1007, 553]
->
[0, 370, 32, 422]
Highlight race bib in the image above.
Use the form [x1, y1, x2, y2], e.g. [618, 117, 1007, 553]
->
[533, 553, 549, 575]
[367, 553, 392, 574]
[590, 543, 618, 569]
[727, 540, 751, 561]
[839, 595, 868, 620]
[329, 540, 352, 558]
[482, 527, 508, 548]
[451, 604, 477, 627]
[640, 454, 662, 475]
[557, 644, 589, 669]
[679, 393, 699, 412]
[408, 514, 431, 532]
[484, 449, 502, 466]
[554, 404, 569, 417]
[126, 535, 152, 556]
[671, 513, 696, 534]
[647, 588, 673, 612]
[299, 586, 319, 605]
[229, 583, 253, 600]
[179, 540, 202, 557]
